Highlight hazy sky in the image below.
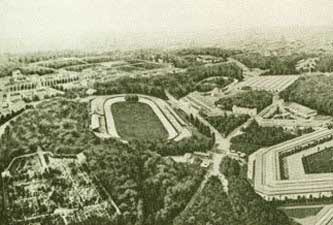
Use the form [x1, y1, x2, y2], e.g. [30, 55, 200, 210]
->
[1, 0, 333, 52]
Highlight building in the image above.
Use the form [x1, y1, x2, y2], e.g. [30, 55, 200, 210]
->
[232, 105, 257, 117]
[296, 57, 319, 73]
[90, 114, 101, 131]
[0, 69, 79, 95]
[248, 129, 333, 201]
[210, 87, 223, 97]
[284, 102, 317, 119]
[235, 75, 299, 93]
[256, 102, 331, 129]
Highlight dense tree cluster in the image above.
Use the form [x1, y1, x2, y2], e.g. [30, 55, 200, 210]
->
[166, 63, 243, 98]
[134, 48, 242, 68]
[228, 177, 295, 225]
[196, 77, 233, 92]
[127, 132, 214, 157]
[174, 176, 239, 225]
[185, 114, 213, 138]
[86, 142, 205, 225]
[215, 90, 273, 112]
[18, 66, 55, 76]
[95, 62, 243, 99]
[94, 77, 168, 99]
[233, 52, 312, 75]
[188, 62, 243, 81]
[0, 181, 3, 225]
[36, 59, 85, 70]
[175, 173, 295, 225]
[230, 121, 297, 155]
[0, 100, 94, 171]
[219, 158, 296, 225]
[317, 54, 333, 72]
[204, 114, 249, 137]
[280, 75, 333, 116]
[124, 94, 139, 102]
[0, 61, 21, 77]
[0, 99, 211, 225]
[219, 156, 241, 177]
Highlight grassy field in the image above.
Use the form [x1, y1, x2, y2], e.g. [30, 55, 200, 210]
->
[111, 102, 168, 141]
[302, 147, 333, 173]
[282, 207, 322, 219]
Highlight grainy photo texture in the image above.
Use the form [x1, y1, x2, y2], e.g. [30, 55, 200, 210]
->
[0, 1, 333, 225]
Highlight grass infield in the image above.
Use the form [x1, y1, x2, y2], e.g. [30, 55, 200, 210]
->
[111, 101, 168, 141]
[302, 147, 333, 174]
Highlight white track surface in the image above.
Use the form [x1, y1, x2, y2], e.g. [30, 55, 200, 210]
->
[90, 94, 191, 141]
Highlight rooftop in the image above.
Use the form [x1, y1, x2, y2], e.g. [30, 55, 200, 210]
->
[284, 102, 317, 114]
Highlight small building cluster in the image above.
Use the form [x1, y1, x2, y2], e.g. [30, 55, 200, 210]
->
[232, 105, 257, 117]
[296, 57, 319, 73]
[0, 69, 80, 120]
[256, 101, 331, 129]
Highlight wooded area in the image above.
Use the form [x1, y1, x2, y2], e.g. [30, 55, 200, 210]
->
[230, 121, 297, 155]
[280, 75, 333, 116]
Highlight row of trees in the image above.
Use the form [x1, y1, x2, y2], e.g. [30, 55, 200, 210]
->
[124, 94, 139, 102]
[175, 48, 242, 58]
[185, 114, 213, 138]
[0, 108, 25, 126]
[134, 47, 242, 69]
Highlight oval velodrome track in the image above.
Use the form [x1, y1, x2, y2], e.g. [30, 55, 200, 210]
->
[90, 94, 191, 142]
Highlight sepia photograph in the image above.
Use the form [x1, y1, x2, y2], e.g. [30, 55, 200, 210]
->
[1, 0, 333, 225]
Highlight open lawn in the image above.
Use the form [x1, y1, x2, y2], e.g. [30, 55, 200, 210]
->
[282, 207, 322, 219]
[111, 102, 168, 141]
[302, 147, 333, 173]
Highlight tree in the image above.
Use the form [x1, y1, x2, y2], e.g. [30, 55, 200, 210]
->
[220, 156, 240, 178]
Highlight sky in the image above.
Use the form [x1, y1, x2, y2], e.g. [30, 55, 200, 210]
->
[0, 0, 333, 53]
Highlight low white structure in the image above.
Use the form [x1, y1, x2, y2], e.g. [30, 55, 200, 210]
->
[90, 114, 100, 131]
[296, 57, 319, 73]
[256, 103, 331, 129]
[235, 75, 299, 93]
[284, 102, 317, 119]
[232, 105, 257, 117]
